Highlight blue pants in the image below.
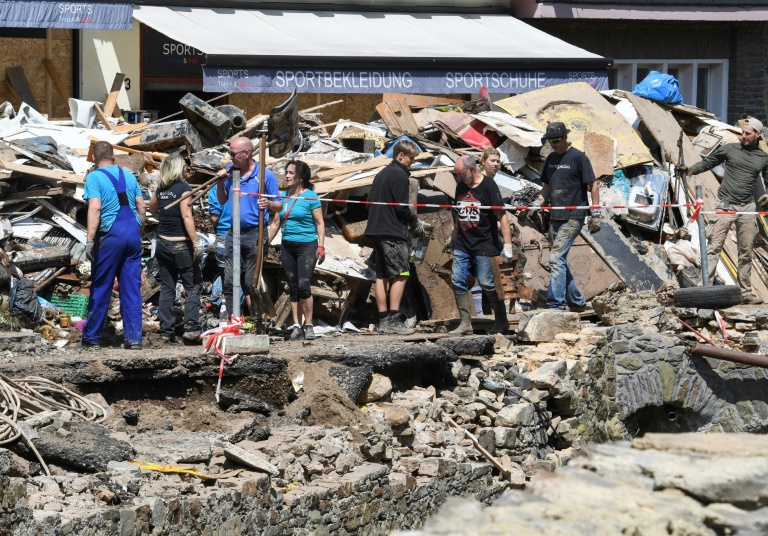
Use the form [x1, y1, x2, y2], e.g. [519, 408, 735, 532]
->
[547, 219, 586, 310]
[451, 249, 495, 295]
[83, 212, 143, 345]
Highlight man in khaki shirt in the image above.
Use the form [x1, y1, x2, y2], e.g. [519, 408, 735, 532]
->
[684, 117, 768, 304]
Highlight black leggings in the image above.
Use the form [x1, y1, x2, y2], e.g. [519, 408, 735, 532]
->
[281, 240, 318, 301]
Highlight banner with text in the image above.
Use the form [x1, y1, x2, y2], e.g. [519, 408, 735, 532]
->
[203, 67, 608, 94]
[0, 2, 133, 30]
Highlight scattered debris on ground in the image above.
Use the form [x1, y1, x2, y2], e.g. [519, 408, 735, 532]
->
[2, 82, 768, 534]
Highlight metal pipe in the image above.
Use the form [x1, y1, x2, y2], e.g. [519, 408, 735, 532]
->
[691, 343, 768, 368]
[696, 185, 710, 286]
[232, 168, 241, 319]
[677, 317, 716, 345]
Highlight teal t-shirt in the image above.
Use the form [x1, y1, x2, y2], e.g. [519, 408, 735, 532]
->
[278, 189, 321, 243]
[83, 166, 142, 233]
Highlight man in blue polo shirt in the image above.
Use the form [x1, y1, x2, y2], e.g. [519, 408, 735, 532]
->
[215, 136, 282, 317]
[208, 186, 231, 270]
[82, 141, 146, 349]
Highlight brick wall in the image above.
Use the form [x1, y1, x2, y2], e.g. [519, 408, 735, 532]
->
[728, 22, 768, 124]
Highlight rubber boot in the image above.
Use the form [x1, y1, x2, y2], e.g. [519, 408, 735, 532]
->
[449, 292, 473, 336]
[486, 293, 510, 335]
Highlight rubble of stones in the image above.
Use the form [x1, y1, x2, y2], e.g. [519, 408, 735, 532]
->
[2, 291, 768, 532]
[397, 433, 768, 536]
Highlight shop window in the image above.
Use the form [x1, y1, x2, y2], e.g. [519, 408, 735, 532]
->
[608, 60, 728, 120]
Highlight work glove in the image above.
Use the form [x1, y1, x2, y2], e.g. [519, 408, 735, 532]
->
[442, 236, 453, 254]
[590, 207, 602, 218]
[588, 216, 602, 234]
[676, 164, 690, 176]
[759, 194, 768, 210]
[502, 243, 515, 263]
[85, 240, 94, 263]
[412, 219, 434, 239]
[193, 245, 204, 265]
[316, 245, 326, 265]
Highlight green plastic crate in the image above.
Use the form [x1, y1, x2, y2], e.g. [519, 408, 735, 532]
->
[50, 293, 89, 318]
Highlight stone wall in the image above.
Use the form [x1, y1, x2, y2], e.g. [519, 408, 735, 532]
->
[2, 461, 505, 535]
[564, 322, 768, 444]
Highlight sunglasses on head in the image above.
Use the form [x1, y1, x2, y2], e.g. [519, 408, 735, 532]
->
[548, 137, 564, 144]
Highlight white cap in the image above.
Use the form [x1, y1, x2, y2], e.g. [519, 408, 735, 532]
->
[744, 117, 764, 135]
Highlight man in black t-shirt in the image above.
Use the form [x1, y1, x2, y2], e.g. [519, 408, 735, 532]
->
[447, 155, 515, 336]
[533, 122, 600, 311]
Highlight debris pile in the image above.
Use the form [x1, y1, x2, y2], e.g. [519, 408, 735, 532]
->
[2, 81, 764, 342]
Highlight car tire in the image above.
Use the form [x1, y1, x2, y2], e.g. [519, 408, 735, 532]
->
[672, 285, 742, 309]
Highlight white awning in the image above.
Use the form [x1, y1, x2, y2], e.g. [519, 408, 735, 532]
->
[133, 6, 610, 94]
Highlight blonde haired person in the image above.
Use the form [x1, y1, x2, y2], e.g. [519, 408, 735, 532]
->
[149, 154, 202, 344]
[480, 147, 501, 179]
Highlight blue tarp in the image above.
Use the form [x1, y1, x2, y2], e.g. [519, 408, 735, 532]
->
[0, 1, 133, 30]
[203, 67, 609, 95]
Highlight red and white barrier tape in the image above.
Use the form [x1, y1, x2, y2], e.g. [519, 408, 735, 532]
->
[238, 193, 764, 217]
[201, 316, 244, 402]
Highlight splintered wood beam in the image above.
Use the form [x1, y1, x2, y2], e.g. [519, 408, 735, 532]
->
[103, 73, 126, 118]
[301, 99, 344, 114]
[0, 160, 85, 184]
[92, 103, 114, 131]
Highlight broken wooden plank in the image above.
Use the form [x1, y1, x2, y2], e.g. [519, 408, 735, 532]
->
[316, 155, 390, 182]
[316, 153, 435, 183]
[583, 131, 616, 178]
[113, 122, 147, 133]
[87, 136, 166, 162]
[376, 99, 420, 137]
[383, 93, 462, 109]
[103, 73, 125, 118]
[0, 161, 84, 184]
[6, 66, 40, 111]
[430, 171, 457, 199]
[92, 103, 114, 131]
[301, 99, 344, 114]
[7, 188, 62, 199]
[42, 59, 71, 103]
[314, 165, 452, 195]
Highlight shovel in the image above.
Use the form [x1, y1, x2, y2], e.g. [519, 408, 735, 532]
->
[251, 90, 299, 318]
[250, 134, 277, 317]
